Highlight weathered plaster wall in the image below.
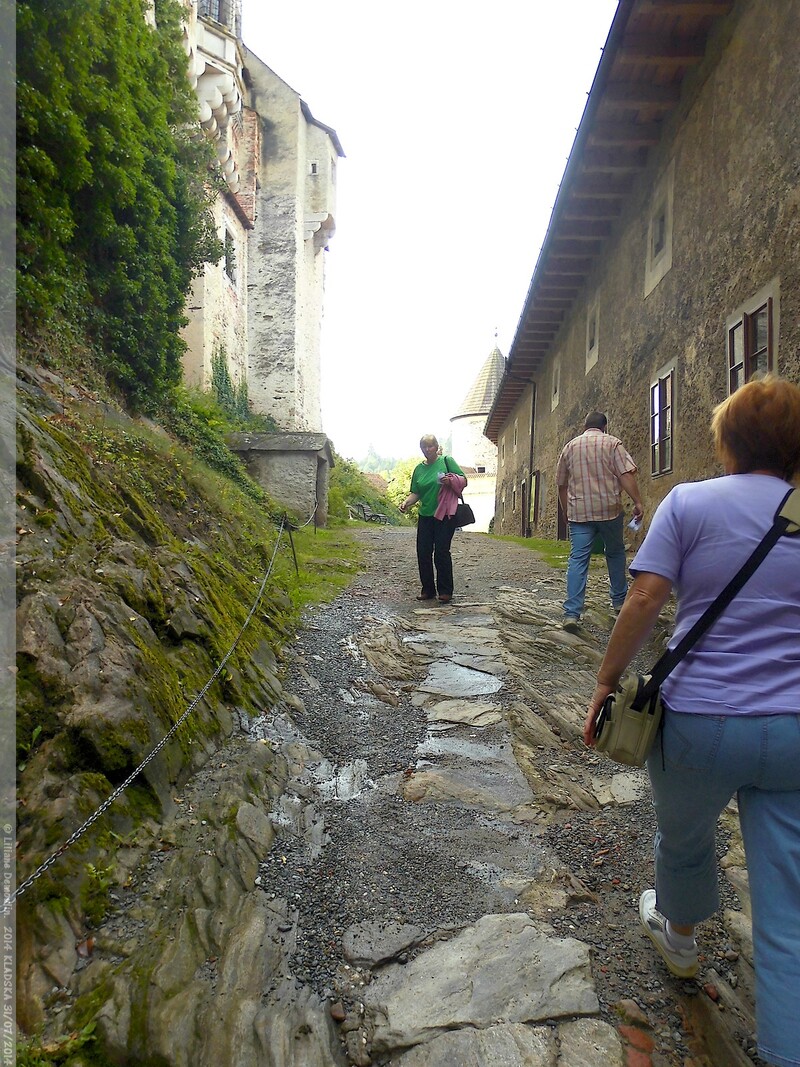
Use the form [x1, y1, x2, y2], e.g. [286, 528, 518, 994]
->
[459, 474, 496, 533]
[243, 50, 336, 432]
[227, 432, 333, 525]
[244, 451, 318, 519]
[180, 7, 255, 392]
[244, 57, 301, 426]
[495, 384, 535, 537]
[181, 197, 249, 390]
[451, 416, 498, 476]
[496, 0, 800, 538]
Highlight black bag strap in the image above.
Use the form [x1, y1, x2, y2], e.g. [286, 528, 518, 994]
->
[442, 456, 466, 502]
[635, 487, 799, 708]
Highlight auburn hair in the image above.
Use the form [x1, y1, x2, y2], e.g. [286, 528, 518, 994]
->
[711, 375, 800, 479]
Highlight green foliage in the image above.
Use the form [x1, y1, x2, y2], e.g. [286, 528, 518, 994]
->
[80, 863, 115, 926]
[16, 1025, 97, 1067]
[17, 724, 42, 773]
[384, 456, 422, 511]
[159, 388, 275, 504]
[328, 452, 401, 524]
[210, 347, 250, 421]
[16, 0, 223, 405]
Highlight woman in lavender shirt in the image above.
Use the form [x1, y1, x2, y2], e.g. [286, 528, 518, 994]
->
[584, 376, 800, 1067]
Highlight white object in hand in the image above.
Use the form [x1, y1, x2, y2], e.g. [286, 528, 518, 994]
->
[628, 516, 642, 532]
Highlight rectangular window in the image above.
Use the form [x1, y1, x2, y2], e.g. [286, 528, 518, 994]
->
[224, 229, 237, 285]
[651, 207, 666, 259]
[551, 358, 561, 411]
[513, 422, 518, 450]
[650, 369, 674, 477]
[585, 301, 599, 372]
[728, 298, 773, 393]
[644, 160, 675, 297]
[199, 0, 240, 33]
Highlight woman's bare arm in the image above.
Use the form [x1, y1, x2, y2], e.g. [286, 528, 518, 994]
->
[583, 572, 673, 745]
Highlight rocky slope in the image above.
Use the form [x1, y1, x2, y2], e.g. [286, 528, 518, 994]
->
[14, 364, 355, 1038]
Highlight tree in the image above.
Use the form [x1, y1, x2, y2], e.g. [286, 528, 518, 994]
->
[16, 0, 222, 405]
[384, 457, 419, 509]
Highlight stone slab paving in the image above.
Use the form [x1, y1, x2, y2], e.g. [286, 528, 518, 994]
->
[364, 913, 598, 1054]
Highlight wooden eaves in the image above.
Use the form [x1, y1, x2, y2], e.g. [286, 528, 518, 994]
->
[483, 0, 734, 443]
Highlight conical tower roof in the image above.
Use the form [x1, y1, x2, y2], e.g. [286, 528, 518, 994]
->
[452, 346, 506, 419]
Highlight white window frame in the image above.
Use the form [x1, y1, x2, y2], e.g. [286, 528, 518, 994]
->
[725, 279, 780, 394]
[585, 299, 599, 373]
[650, 362, 676, 477]
[644, 160, 675, 297]
[551, 358, 561, 411]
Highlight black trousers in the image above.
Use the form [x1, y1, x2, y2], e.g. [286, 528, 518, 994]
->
[416, 514, 457, 597]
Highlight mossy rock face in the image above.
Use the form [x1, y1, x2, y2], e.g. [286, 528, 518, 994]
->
[14, 366, 359, 1042]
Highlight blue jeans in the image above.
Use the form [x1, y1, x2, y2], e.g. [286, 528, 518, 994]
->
[647, 710, 800, 1067]
[563, 513, 627, 616]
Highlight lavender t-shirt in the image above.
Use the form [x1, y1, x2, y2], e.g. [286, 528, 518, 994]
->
[631, 473, 800, 715]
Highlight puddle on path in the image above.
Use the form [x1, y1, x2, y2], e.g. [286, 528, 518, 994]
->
[251, 712, 376, 859]
[417, 660, 504, 698]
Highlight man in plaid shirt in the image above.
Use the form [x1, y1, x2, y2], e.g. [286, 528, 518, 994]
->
[556, 412, 644, 632]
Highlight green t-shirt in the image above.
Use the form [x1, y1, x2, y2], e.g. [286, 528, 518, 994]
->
[410, 455, 465, 517]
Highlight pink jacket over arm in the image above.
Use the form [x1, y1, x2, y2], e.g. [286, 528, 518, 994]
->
[434, 474, 468, 520]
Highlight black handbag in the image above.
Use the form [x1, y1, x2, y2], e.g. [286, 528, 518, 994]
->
[443, 457, 475, 526]
[594, 487, 800, 767]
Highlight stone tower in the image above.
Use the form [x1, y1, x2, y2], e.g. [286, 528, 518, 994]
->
[450, 346, 505, 531]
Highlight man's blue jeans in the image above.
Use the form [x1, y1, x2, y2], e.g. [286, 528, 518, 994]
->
[563, 513, 627, 617]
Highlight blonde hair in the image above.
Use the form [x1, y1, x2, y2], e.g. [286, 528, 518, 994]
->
[711, 375, 800, 479]
[419, 434, 439, 451]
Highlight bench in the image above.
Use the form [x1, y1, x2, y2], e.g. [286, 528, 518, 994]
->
[348, 502, 391, 524]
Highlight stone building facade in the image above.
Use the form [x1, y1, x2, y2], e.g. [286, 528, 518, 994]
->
[180, 0, 252, 392]
[242, 48, 342, 431]
[176, 0, 344, 521]
[486, 0, 800, 540]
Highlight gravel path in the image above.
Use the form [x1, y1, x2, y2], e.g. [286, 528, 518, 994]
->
[264, 524, 764, 1067]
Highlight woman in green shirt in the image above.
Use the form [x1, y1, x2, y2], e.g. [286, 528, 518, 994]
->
[399, 434, 467, 602]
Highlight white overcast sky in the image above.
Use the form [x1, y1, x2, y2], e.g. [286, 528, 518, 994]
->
[242, 1, 619, 463]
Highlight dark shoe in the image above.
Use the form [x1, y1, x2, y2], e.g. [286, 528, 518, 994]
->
[438, 594, 452, 603]
[562, 616, 580, 634]
[416, 593, 436, 601]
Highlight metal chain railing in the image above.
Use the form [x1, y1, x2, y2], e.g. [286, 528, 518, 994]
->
[7, 505, 314, 907]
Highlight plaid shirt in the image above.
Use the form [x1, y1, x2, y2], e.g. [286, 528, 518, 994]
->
[556, 429, 637, 522]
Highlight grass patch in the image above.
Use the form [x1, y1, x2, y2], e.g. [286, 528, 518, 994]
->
[16, 1024, 97, 1067]
[273, 525, 363, 610]
[489, 533, 571, 570]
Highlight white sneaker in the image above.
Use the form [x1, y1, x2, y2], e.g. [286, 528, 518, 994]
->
[562, 616, 580, 634]
[639, 889, 699, 978]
